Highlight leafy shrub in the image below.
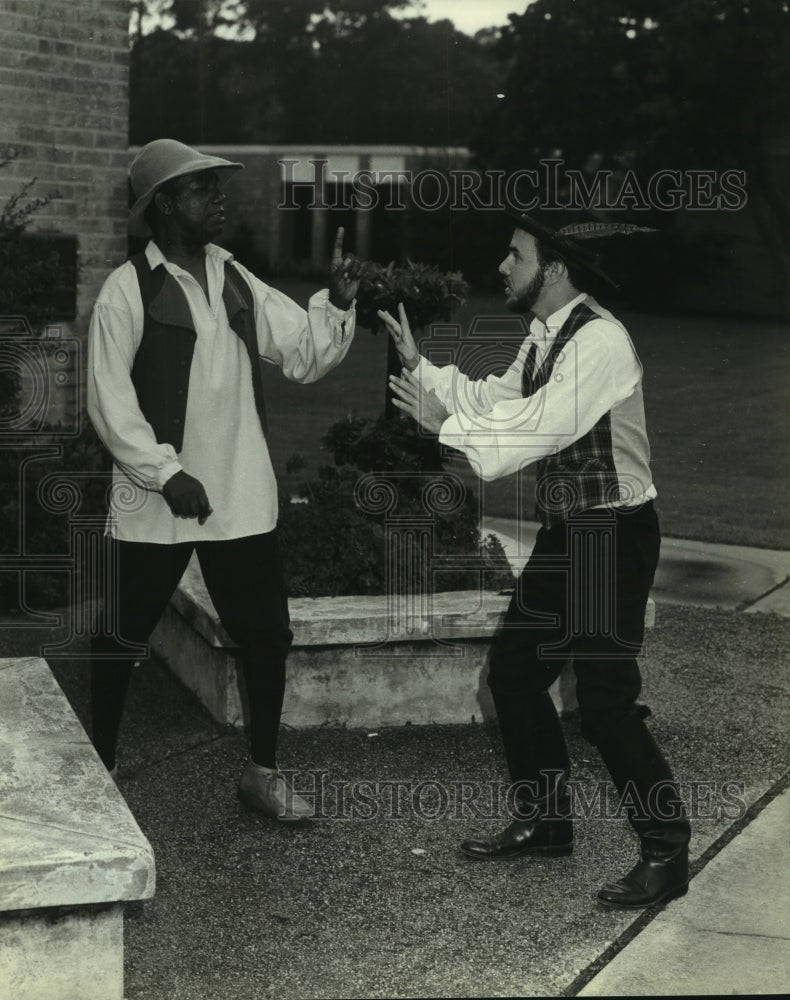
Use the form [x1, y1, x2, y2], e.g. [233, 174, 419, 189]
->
[277, 462, 386, 598]
[354, 259, 470, 331]
[0, 149, 75, 326]
[278, 256, 505, 599]
[278, 414, 513, 598]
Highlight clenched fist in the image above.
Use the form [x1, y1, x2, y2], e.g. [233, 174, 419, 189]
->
[162, 470, 213, 525]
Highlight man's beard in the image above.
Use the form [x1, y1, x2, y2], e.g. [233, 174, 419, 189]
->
[507, 268, 545, 314]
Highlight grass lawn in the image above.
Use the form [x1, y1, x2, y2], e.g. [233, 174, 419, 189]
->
[264, 279, 789, 550]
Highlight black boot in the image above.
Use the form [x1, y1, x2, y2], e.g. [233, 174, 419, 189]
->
[461, 769, 573, 860]
[597, 846, 688, 909]
[463, 682, 573, 860]
[460, 815, 573, 860]
[593, 712, 691, 909]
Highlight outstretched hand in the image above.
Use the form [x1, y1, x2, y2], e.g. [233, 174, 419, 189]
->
[388, 369, 449, 435]
[377, 302, 420, 372]
[328, 227, 363, 309]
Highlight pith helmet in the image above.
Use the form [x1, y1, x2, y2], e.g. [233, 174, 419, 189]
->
[129, 138, 243, 216]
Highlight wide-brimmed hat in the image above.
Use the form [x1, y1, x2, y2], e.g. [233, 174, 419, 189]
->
[129, 138, 243, 217]
[505, 207, 657, 289]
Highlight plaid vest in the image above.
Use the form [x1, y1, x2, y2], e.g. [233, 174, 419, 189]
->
[129, 251, 267, 452]
[525, 302, 620, 528]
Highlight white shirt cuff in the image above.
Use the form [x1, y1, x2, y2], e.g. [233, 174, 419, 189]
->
[326, 295, 355, 320]
[438, 413, 468, 449]
[155, 459, 183, 491]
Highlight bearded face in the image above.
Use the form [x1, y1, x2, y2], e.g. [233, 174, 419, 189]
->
[507, 267, 545, 314]
[499, 229, 546, 314]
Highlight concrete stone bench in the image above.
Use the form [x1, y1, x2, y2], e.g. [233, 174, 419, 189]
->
[150, 556, 656, 730]
[0, 657, 155, 1000]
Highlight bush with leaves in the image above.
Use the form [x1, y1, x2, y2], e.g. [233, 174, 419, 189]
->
[278, 414, 513, 598]
[1, 147, 76, 414]
[354, 258, 471, 417]
[0, 150, 74, 314]
[355, 259, 470, 332]
[280, 259, 491, 601]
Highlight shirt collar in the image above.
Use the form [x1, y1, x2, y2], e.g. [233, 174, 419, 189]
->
[144, 240, 233, 273]
[530, 292, 589, 340]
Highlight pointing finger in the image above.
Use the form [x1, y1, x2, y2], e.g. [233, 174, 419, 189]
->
[332, 227, 344, 265]
[377, 309, 400, 332]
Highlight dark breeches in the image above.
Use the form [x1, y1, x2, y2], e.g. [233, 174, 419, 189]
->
[90, 531, 292, 769]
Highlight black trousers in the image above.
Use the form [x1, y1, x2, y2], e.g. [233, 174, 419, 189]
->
[90, 531, 293, 770]
[488, 502, 689, 852]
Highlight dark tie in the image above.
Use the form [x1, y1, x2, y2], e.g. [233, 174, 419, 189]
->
[521, 341, 538, 397]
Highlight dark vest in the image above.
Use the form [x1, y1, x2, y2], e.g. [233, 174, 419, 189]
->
[524, 302, 619, 529]
[129, 252, 267, 452]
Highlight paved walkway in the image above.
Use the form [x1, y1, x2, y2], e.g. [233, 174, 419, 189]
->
[6, 530, 788, 998]
[483, 517, 790, 616]
[483, 520, 790, 996]
[578, 787, 790, 996]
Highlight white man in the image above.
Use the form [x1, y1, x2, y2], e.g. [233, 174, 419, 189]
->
[381, 209, 690, 909]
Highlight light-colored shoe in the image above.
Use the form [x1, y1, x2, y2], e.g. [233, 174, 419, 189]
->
[237, 761, 312, 825]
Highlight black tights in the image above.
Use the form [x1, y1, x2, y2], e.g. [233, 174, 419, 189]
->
[90, 532, 292, 770]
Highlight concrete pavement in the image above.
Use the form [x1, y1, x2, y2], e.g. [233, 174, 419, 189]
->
[482, 519, 790, 996]
[483, 516, 790, 616]
[577, 786, 790, 996]
[4, 529, 788, 998]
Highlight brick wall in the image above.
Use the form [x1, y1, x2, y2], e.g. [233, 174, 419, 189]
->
[0, 0, 129, 333]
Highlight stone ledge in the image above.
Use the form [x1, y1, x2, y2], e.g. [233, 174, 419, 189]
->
[173, 555, 655, 648]
[0, 904, 124, 1000]
[0, 657, 155, 1000]
[151, 556, 655, 729]
[172, 556, 516, 648]
[0, 657, 156, 912]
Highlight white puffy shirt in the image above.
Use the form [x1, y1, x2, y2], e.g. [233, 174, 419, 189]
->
[87, 241, 355, 543]
[416, 293, 657, 504]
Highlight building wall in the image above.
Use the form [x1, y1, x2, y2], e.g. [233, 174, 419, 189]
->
[0, 0, 129, 331]
[131, 144, 472, 276]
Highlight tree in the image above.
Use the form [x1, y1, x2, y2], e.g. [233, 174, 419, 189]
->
[129, 0, 505, 146]
[130, 29, 284, 143]
[274, 14, 504, 146]
[475, 0, 790, 265]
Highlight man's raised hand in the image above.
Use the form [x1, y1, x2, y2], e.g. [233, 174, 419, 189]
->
[328, 227, 363, 309]
[377, 302, 419, 372]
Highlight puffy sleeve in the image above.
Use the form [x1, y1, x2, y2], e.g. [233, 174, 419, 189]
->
[234, 263, 356, 383]
[86, 270, 182, 491]
[434, 320, 642, 482]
